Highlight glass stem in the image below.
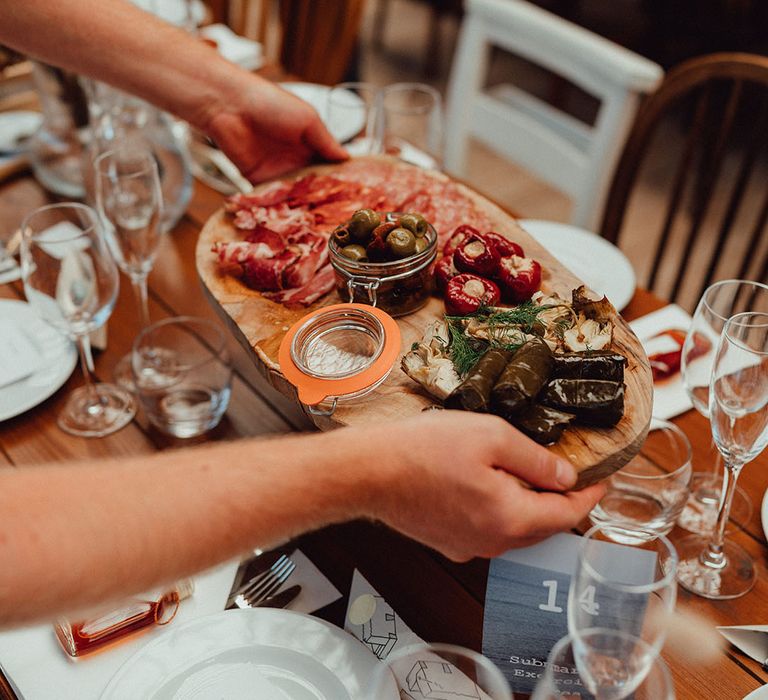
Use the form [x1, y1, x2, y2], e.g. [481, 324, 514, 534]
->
[132, 275, 151, 329]
[695, 449, 723, 505]
[701, 461, 742, 569]
[76, 333, 101, 407]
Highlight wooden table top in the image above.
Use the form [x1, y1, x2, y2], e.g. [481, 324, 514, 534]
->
[1, 161, 767, 700]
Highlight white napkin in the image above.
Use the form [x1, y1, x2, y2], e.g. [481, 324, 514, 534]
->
[719, 625, 768, 666]
[0, 319, 45, 389]
[0, 255, 21, 284]
[269, 548, 342, 614]
[629, 304, 694, 419]
[199, 24, 264, 71]
[0, 561, 238, 700]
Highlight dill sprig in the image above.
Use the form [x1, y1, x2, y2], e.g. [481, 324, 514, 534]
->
[448, 323, 488, 377]
[445, 302, 559, 376]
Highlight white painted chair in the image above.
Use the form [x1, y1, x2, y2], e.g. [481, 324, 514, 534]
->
[444, 0, 663, 231]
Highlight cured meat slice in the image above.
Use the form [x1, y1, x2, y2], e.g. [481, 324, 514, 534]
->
[265, 263, 335, 306]
[211, 240, 300, 291]
[244, 225, 284, 253]
[241, 248, 300, 291]
[282, 231, 329, 289]
[225, 181, 292, 210]
[234, 203, 314, 236]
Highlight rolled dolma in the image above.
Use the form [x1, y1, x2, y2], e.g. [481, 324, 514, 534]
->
[541, 378, 625, 427]
[490, 338, 554, 420]
[512, 404, 576, 445]
[551, 351, 627, 383]
[445, 348, 514, 412]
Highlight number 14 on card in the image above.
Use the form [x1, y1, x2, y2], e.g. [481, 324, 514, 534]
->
[538, 580, 599, 615]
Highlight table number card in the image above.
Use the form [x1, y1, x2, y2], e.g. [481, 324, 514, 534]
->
[482, 533, 656, 695]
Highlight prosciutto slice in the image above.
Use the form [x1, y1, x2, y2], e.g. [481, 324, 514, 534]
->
[264, 263, 336, 306]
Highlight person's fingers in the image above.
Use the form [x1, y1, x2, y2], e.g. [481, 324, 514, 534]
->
[506, 482, 606, 537]
[488, 420, 578, 491]
[303, 117, 348, 162]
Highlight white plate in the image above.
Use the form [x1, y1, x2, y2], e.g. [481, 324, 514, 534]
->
[280, 82, 366, 144]
[760, 489, 768, 545]
[101, 608, 377, 700]
[519, 219, 636, 311]
[744, 685, 768, 699]
[0, 111, 42, 153]
[0, 300, 77, 422]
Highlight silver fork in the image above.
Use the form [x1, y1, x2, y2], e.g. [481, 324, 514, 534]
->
[231, 554, 296, 609]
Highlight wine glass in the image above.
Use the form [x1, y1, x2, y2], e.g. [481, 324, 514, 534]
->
[367, 643, 514, 699]
[20, 202, 135, 437]
[568, 525, 677, 695]
[677, 279, 768, 534]
[327, 82, 381, 156]
[95, 146, 163, 389]
[381, 83, 444, 170]
[533, 632, 675, 700]
[676, 311, 768, 599]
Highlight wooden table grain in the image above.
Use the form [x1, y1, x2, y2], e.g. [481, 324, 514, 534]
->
[1, 169, 767, 699]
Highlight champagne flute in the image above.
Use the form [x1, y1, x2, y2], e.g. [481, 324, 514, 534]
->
[368, 643, 514, 699]
[20, 202, 135, 437]
[327, 82, 381, 156]
[677, 279, 768, 534]
[676, 311, 768, 599]
[568, 525, 677, 697]
[381, 83, 444, 170]
[533, 632, 675, 700]
[95, 146, 163, 389]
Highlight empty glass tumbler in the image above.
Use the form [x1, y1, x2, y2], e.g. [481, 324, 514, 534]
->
[132, 317, 231, 438]
[590, 419, 692, 543]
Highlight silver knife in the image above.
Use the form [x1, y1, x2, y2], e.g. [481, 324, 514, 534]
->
[254, 584, 302, 609]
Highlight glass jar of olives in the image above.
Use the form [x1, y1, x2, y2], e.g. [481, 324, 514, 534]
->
[329, 211, 437, 317]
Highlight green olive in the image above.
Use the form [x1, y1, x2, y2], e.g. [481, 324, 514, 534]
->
[386, 227, 417, 257]
[398, 213, 428, 238]
[332, 225, 351, 246]
[340, 244, 368, 262]
[349, 209, 381, 240]
[413, 236, 429, 254]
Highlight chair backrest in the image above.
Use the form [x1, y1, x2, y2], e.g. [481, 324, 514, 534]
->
[444, 0, 662, 231]
[208, 0, 272, 45]
[600, 53, 768, 306]
[211, 0, 365, 85]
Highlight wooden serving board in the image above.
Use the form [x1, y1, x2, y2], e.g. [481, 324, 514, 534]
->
[196, 157, 652, 488]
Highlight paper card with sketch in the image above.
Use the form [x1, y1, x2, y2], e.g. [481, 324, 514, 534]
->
[344, 569, 493, 699]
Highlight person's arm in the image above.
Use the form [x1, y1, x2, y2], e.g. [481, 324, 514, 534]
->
[0, 411, 603, 627]
[0, 0, 347, 181]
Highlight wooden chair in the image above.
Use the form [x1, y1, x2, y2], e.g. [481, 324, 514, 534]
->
[372, 0, 463, 77]
[208, 0, 271, 44]
[600, 53, 768, 305]
[444, 0, 663, 231]
[209, 0, 366, 85]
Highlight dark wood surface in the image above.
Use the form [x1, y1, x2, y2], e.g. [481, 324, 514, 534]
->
[1, 158, 767, 700]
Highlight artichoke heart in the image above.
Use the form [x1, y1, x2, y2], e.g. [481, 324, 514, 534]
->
[401, 320, 461, 400]
[563, 314, 613, 352]
[462, 317, 534, 346]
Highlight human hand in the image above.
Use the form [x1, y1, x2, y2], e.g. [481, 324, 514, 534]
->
[365, 411, 605, 562]
[202, 73, 347, 183]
